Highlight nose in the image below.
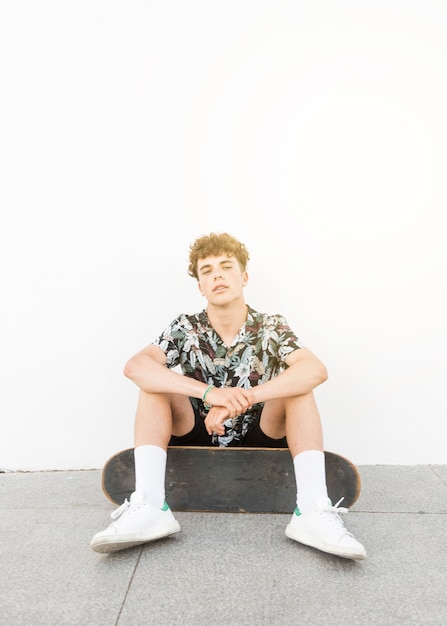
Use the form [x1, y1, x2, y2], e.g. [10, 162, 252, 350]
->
[214, 273, 223, 280]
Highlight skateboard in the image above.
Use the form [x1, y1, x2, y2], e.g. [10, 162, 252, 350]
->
[101, 447, 361, 513]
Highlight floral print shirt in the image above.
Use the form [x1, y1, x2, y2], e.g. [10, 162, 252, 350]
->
[153, 306, 303, 446]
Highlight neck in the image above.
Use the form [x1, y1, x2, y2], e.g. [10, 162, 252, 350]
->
[206, 301, 248, 346]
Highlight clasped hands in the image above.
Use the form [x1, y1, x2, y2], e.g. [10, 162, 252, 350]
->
[203, 386, 254, 436]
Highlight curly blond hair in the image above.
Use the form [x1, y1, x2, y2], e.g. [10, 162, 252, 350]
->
[188, 232, 250, 279]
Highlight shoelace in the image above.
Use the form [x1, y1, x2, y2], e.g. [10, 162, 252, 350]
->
[317, 497, 353, 533]
[321, 497, 349, 515]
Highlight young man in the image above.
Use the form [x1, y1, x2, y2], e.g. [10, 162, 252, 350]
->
[91, 232, 366, 560]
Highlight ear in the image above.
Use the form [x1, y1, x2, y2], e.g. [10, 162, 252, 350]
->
[197, 280, 205, 296]
[242, 271, 249, 287]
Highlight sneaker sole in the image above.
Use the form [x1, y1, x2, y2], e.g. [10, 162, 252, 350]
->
[91, 520, 181, 554]
[285, 524, 366, 561]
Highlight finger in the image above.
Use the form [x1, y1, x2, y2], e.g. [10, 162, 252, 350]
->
[204, 415, 214, 435]
[205, 414, 219, 434]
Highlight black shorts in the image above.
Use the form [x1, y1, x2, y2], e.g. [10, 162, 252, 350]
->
[169, 398, 288, 448]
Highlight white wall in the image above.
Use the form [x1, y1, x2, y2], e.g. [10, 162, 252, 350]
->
[1, 1, 446, 470]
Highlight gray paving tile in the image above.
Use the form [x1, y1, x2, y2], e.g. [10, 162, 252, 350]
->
[0, 507, 136, 626]
[431, 465, 447, 486]
[0, 470, 104, 509]
[1, 467, 446, 626]
[116, 512, 447, 626]
[355, 465, 447, 513]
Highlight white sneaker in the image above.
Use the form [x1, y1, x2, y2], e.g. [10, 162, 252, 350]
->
[90, 492, 181, 554]
[285, 496, 366, 560]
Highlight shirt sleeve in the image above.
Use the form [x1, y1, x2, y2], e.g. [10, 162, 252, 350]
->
[152, 315, 185, 369]
[270, 314, 304, 364]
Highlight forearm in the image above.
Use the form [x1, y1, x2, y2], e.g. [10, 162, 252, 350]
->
[251, 353, 328, 404]
[124, 352, 253, 418]
[124, 354, 207, 399]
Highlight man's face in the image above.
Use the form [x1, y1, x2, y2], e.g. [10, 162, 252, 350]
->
[196, 254, 248, 305]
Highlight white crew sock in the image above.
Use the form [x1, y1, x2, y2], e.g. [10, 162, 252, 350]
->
[134, 445, 167, 509]
[293, 450, 328, 514]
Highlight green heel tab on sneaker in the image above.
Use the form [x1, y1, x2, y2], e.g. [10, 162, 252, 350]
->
[294, 507, 301, 517]
[161, 502, 169, 511]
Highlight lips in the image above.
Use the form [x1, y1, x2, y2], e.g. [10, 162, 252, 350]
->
[213, 284, 227, 292]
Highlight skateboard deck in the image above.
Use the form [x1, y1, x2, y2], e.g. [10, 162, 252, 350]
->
[101, 447, 361, 513]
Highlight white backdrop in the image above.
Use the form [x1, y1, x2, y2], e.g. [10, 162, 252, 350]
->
[1, 1, 446, 470]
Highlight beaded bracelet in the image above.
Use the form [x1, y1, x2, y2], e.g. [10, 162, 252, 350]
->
[202, 384, 214, 409]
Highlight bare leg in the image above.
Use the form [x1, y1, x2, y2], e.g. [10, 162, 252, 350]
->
[260, 392, 326, 514]
[259, 392, 324, 456]
[285, 392, 324, 457]
[134, 390, 195, 449]
[132, 391, 195, 507]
